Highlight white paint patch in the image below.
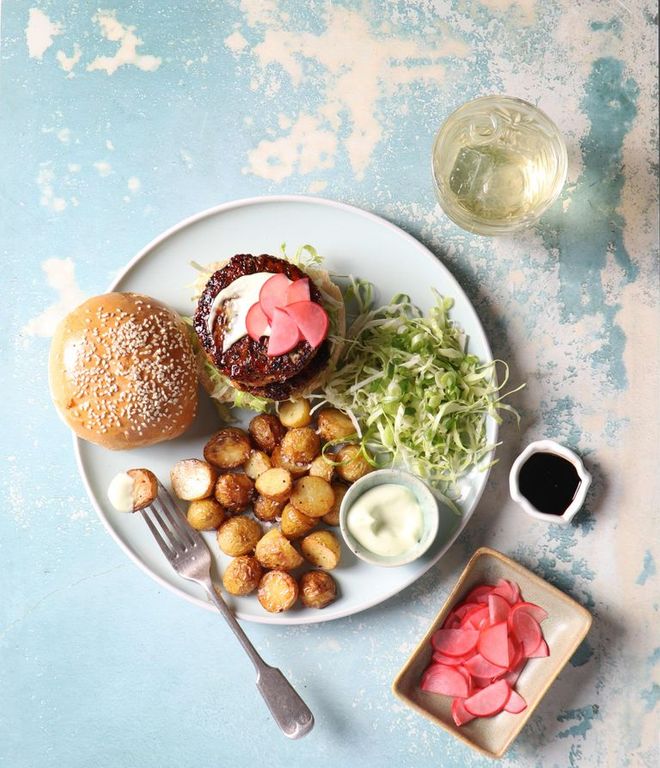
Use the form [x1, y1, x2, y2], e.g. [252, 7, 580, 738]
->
[36, 164, 67, 212]
[239, 0, 284, 28]
[56, 44, 82, 76]
[67, 163, 81, 173]
[87, 11, 162, 75]
[307, 180, 327, 193]
[224, 30, 248, 54]
[93, 161, 112, 177]
[180, 149, 193, 168]
[26, 8, 63, 60]
[242, 6, 468, 181]
[106, 139, 115, 151]
[22, 258, 85, 337]
[127, 176, 141, 191]
[56, 128, 71, 143]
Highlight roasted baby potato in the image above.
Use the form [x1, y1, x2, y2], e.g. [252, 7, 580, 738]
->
[258, 570, 299, 613]
[248, 414, 286, 453]
[290, 476, 335, 518]
[316, 408, 355, 443]
[278, 398, 312, 429]
[253, 494, 284, 522]
[335, 445, 373, 483]
[186, 498, 226, 530]
[222, 555, 263, 596]
[126, 468, 158, 510]
[217, 515, 262, 556]
[271, 445, 309, 477]
[214, 473, 255, 513]
[243, 450, 272, 480]
[255, 528, 304, 571]
[255, 467, 292, 503]
[322, 483, 347, 526]
[300, 570, 337, 609]
[280, 427, 320, 465]
[308, 454, 335, 483]
[204, 428, 252, 469]
[170, 459, 217, 501]
[280, 503, 317, 539]
[301, 530, 341, 569]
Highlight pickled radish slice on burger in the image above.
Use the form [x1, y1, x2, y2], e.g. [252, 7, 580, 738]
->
[284, 301, 329, 348]
[286, 277, 310, 305]
[246, 302, 270, 341]
[267, 308, 301, 356]
[259, 273, 291, 320]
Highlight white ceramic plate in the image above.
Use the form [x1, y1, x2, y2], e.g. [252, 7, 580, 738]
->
[75, 196, 496, 624]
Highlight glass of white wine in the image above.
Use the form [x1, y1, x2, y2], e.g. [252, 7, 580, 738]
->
[432, 96, 567, 236]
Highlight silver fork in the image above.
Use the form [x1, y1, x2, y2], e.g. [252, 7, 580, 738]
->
[140, 483, 314, 739]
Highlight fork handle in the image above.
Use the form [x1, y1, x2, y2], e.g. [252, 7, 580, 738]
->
[202, 583, 314, 739]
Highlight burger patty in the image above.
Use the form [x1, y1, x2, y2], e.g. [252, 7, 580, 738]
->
[193, 254, 324, 387]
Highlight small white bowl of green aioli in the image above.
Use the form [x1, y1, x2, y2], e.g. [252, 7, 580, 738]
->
[339, 469, 439, 567]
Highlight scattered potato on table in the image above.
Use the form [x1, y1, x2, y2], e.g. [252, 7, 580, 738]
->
[317, 408, 356, 443]
[278, 398, 312, 429]
[243, 450, 272, 480]
[186, 498, 226, 530]
[126, 468, 158, 510]
[322, 483, 348, 526]
[301, 530, 342, 569]
[300, 570, 337, 609]
[280, 503, 317, 539]
[253, 494, 284, 522]
[271, 445, 309, 477]
[214, 473, 254, 512]
[281, 427, 321, 465]
[255, 467, 292, 503]
[248, 414, 286, 453]
[308, 454, 335, 483]
[222, 555, 263, 596]
[290, 476, 335, 518]
[258, 570, 299, 613]
[204, 428, 251, 469]
[255, 528, 304, 571]
[217, 515, 262, 556]
[170, 459, 217, 501]
[335, 444, 373, 483]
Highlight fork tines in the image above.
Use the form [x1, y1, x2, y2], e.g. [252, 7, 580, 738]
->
[140, 483, 199, 560]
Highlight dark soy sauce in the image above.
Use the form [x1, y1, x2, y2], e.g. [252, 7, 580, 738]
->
[518, 452, 581, 516]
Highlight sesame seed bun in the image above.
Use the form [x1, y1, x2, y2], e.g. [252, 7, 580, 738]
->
[49, 293, 198, 450]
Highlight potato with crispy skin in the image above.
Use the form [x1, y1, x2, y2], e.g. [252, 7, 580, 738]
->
[280, 427, 320, 465]
[243, 450, 272, 480]
[204, 428, 252, 469]
[255, 467, 292, 503]
[253, 494, 284, 522]
[290, 476, 335, 518]
[301, 530, 341, 569]
[322, 483, 347, 526]
[280, 504, 317, 539]
[248, 414, 286, 453]
[258, 570, 299, 612]
[255, 528, 303, 570]
[217, 516, 262, 556]
[214, 473, 254, 512]
[335, 444, 373, 483]
[223, 555, 263, 596]
[170, 459, 217, 500]
[126, 468, 158, 510]
[278, 398, 312, 429]
[317, 408, 355, 443]
[300, 571, 337, 608]
[308, 454, 335, 483]
[271, 445, 309, 477]
[186, 498, 225, 530]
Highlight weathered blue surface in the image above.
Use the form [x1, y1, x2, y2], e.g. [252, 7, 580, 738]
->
[1, 2, 658, 766]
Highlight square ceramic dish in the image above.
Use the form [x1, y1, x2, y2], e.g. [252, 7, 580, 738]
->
[391, 547, 592, 759]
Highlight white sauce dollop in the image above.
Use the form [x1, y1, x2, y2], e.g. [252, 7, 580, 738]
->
[107, 472, 135, 512]
[207, 272, 291, 352]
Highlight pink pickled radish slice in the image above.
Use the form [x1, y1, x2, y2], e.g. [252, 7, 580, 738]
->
[285, 277, 310, 304]
[510, 601, 548, 624]
[464, 585, 493, 604]
[512, 611, 543, 657]
[505, 580, 521, 603]
[503, 660, 526, 688]
[432, 651, 464, 666]
[284, 300, 329, 348]
[452, 697, 476, 727]
[478, 622, 510, 668]
[267, 308, 300, 356]
[471, 675, 494, 689]
[508, 637, 523, 670]
[464, 654, 508, 680]
[420, 665, 469, 698]
[492, 580, 517, 605]
[463, 606, 489, 629]
[446, 603, 480, 625]
[455, 666, 473, 690]
[259, 273, 291, 320]
[464, 680, 511, 717]
[527, 638, 550, 658]
[431, 628, 479, 657]
[443, 614, 462, 630]
[246, 302, 270, 341]
[488, 593, 511, 625]
[505, 689, 527, 714]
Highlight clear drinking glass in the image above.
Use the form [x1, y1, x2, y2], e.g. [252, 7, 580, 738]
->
[432, 96, 567, 236]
